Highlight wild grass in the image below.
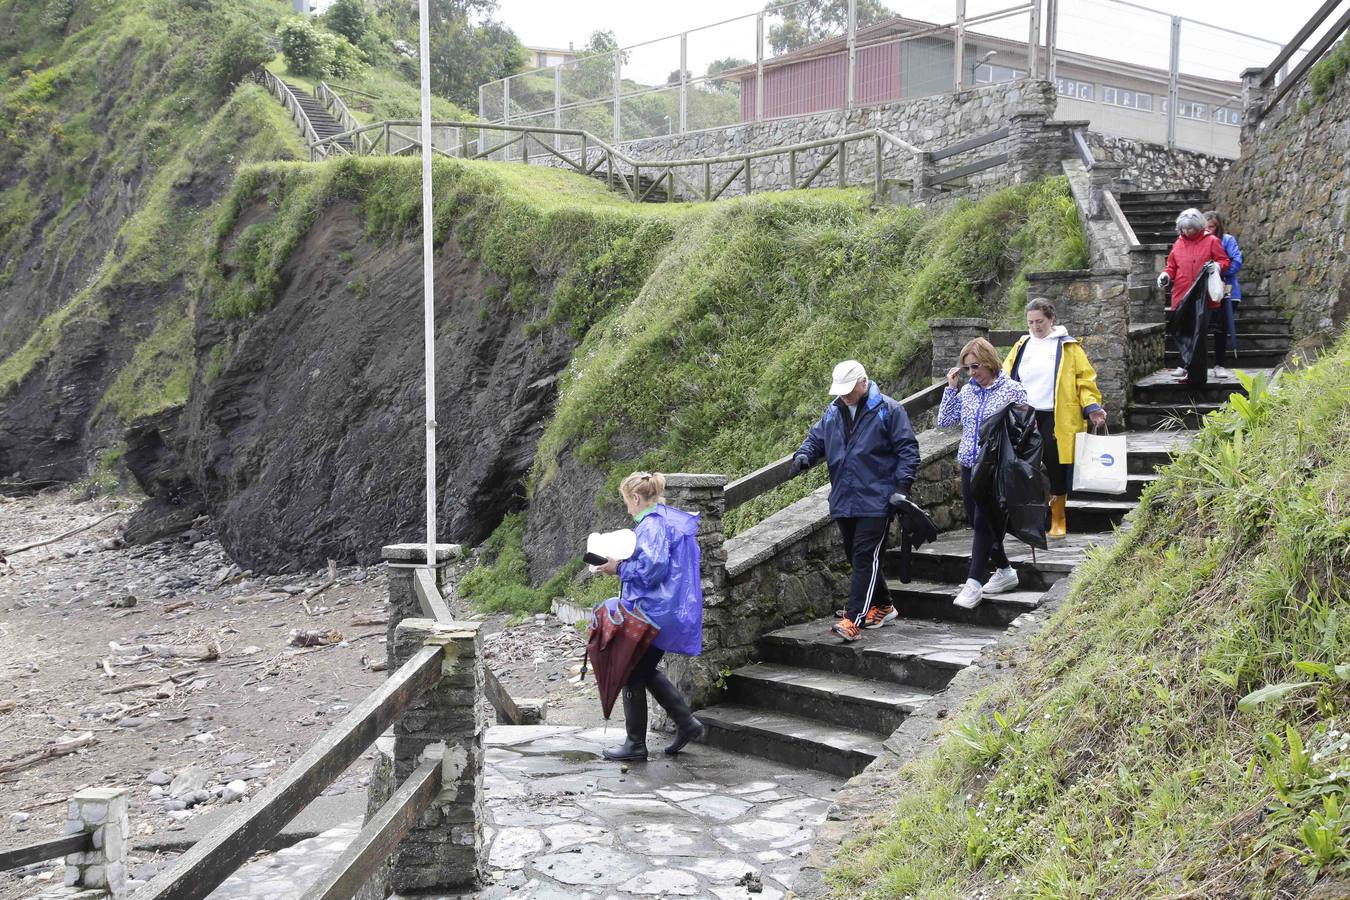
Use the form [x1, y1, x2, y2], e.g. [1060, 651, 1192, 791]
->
[830, 338, 1350, 898]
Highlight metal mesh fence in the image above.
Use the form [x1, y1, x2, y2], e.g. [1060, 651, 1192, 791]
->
[477, 0, 1314, 157]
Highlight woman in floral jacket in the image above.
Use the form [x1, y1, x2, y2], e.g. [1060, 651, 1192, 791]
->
[937, 337, 1028, 611]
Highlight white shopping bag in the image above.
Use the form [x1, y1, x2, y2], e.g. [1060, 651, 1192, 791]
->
[1072, 430, 1128, 495]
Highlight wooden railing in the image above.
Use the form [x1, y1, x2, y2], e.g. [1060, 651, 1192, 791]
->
[316, 82, 361, 138]
[257, 69, 321, 150]
[308, 117, 1018, 204]
[723, 380, 948, 512]
[1258, 0, 1350, 116]
[134, 560, 468, 900]
[0, 832, 92, 872]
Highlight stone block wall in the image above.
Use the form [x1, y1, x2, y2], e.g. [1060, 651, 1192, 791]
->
[675, 429, 962, 709]
[930, 318, 990, 377]
[1087, 133, 1231, 192]
[1127, 323, 1166, 406]
[389, 617, 484, 893]
[1023, 269, 1129, 429]
[1213, 66, 1350, 336]
[63, 787, 129, 897]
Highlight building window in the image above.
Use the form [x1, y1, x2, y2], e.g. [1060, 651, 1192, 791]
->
[973, 63, 1026, 85]
[1214, 107, 1242, 126]
[1056, 77, 1094, 100]
[1163, 99, 1210, 120]
[1102, 86, 1153, 111]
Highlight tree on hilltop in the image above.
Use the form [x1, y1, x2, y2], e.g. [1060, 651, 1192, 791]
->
[762, 0, 893, 54]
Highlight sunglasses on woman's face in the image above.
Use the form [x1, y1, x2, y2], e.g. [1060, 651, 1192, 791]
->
[963, 364, 983, 372]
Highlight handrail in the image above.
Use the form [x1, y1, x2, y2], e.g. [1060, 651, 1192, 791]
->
[1101, 188, 1142, 250]
[311, 118, 925, 171]
[134, 644, 444, 900]
[257, 69, 321, 149]
[325, 81, 381, 101]
[1261, 3, 1350, 115]
[723, 380, 947, 512]
[0, 832, 93, 871]
[1070, 127, 1096, 169]
[927, 126, 1009, 163]
[316, 82, 361, 138]
[1260, 0, 1345, 86]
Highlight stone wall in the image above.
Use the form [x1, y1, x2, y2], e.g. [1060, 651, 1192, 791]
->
[671, 429, 962, 709]
[1087, 133, 1231, 192]
[1213, 67, 1350, 336]
[1127, 322, 1166, 407]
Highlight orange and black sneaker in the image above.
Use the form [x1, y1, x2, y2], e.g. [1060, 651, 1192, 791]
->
[830, 617, 862, 642]
[863, 605, 898, 629]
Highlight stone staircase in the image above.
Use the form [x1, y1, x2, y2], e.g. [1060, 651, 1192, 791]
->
[590, 170, 671, 202]
[696, 432, 1192, 777]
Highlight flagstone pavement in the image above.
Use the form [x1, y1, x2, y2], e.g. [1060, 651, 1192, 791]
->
[207, 724, 844, 899]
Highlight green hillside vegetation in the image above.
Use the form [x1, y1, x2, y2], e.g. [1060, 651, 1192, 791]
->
[830, 337, 1350, 897]
[206, 157, 1084, 613]
[0, 0, 471, 465]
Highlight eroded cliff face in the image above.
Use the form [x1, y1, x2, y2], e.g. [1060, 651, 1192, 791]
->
[187, 198, 580, 572]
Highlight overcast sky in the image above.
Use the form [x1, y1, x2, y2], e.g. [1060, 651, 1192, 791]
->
[493, 0, 1327, 85]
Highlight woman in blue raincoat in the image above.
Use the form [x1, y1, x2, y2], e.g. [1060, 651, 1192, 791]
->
[1205, 210, 1243, 378]
[596, 471, 705, 761]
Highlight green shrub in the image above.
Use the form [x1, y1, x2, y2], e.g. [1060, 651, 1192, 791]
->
[278, 17, 324, 77]
[40, 0, 75, 32]
[206, 22, 274, 95]
[323, 0, 368, 46]
[1309, 38, 1350, 99]
[278, 16, 366, 79]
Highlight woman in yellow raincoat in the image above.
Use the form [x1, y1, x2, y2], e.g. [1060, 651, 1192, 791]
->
[1002, 298, 1107, 537]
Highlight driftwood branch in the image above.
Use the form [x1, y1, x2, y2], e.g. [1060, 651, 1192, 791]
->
[2, 511, 120, 556]
[0, 732, 95, 776]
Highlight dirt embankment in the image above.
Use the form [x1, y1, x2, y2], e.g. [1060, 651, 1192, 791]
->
[180, 199, 583, 573]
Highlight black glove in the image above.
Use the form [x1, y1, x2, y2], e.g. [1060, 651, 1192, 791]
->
[888, 491, 909, 511]
[787, 455, 809, 477]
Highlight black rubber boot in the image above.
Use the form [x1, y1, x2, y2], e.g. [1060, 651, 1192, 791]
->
[649, 672, 704, 755]
[602, 686, 648, 761]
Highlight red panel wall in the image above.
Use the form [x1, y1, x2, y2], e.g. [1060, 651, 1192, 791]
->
[737, 42, 902, 121]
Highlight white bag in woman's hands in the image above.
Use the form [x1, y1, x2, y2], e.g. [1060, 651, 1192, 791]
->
[1072, 430, 1128, 495]
[1205, 261, 1225, 304]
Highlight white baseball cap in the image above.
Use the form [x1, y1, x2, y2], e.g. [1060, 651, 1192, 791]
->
[828, 360, 867, 395]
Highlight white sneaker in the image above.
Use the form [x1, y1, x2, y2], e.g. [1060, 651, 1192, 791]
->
[1213, 366, 1230, 379]
[953, 579, 983, 609]
[1170, 367, 1187, 378]
[983, 567, 1019, 595]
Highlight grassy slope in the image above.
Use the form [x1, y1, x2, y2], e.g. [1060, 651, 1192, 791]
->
[832, 338, 1350, 898]
[205, 158, 1085, 613]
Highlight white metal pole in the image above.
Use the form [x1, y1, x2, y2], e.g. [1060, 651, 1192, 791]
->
[1167, 16, 1181, 149]
[755, 13, 765, 121]
[1045, 0, 1057, 83]
[613, 50, 622, 143]
[679, 32, 688, 134]
[846, 0, 857, 109]
[417, 0, 437, 569]
[953, 0, 967, 91]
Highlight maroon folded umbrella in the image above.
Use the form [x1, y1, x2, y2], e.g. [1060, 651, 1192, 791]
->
[585, 600, 660, 719]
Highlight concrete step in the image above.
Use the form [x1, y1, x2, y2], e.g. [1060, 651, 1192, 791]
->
[1071, 472, 1157, 502]
[1120, 429, 1195, 473]
[1162, 350, 1288, 368]
[723, 662, 934, 735]
[696, 703, 885, 777]
[1134, 369, 1267, 405]
[1116, 190, 1210, 205]
[891, 531, 1093, 591]
[757, 617, 1003, 691]
[884, 578, 1042, 627]
[1127, 402, 1226, 430]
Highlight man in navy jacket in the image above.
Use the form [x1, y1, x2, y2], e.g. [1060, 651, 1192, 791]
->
[790, 360, 920, 642]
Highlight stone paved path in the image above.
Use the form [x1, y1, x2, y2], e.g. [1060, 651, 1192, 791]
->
[207, 725, 842, 899]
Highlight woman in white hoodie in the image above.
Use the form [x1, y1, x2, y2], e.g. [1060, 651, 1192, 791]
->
[1002, 298, 1107, 538]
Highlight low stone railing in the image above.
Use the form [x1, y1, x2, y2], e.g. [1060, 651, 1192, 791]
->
[659, 382, 963, 709]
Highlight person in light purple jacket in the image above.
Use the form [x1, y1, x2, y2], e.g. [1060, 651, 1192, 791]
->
[1205, 211, 1243, 378]
[937, 337, 1028, 610]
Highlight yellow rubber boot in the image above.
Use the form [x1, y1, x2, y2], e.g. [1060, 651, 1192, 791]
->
[1049, 495, 1068, 538]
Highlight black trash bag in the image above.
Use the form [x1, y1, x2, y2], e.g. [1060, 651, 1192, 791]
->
[971, 402, 1050, 550]
[1166, 266, 1212, 387]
